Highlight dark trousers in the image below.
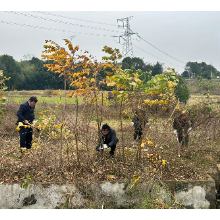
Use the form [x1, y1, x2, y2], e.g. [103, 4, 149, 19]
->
[178, 129, 189, 146]
[134, 127, 142, 141]
[109, 144, 116, 156]
[19, 127, 33, 150]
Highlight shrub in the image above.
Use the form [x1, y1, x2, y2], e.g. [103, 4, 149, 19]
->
[175, 75, 190, 104]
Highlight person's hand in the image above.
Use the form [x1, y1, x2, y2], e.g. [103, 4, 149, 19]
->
[24, 120, 29, 125]
[174, 130, 178, 135]
[187, 127, 192, 133]
[103, 144, 108, 149]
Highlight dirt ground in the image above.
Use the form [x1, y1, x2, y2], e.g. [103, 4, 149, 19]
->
[0, 94, 220, 184]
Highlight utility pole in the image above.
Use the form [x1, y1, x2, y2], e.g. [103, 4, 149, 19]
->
[114, 16, 137, 58]
[211, 61, 212, 78]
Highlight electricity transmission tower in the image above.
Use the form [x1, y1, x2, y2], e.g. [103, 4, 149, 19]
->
[114, 16, 137, 58]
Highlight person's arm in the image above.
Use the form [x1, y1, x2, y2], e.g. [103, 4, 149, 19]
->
[173, 118, 179, 130]
[17, 104, 27, 124]
[173, 118, 179, 135]
[187, 119, 193, 133]
[108, 130, 118, 147]
[97, 130, 103, 145]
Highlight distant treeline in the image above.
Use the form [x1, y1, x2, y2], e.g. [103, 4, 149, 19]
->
[0, 55, 164, 91]
[182, 61, 220, 79]
[0, 55, 64, 90]
[0, 54, 219, 91]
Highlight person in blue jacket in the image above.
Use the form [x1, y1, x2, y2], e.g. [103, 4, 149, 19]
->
[16, 96, 38, 154]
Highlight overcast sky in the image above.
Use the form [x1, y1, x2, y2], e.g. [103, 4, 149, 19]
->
[1, 1, 220, 75]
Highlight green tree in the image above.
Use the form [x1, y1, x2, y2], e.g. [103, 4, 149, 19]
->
[151, 62, 163, 76]
[0, 55, 22, 90]
[174, 75, 190, 104]
[201, 71, 211, 79]
[0, 70, 9, 124]
[130, 57, 146, 70]
[122, 57, 132, 69]
[186, 62, 201, 77]
[16, 57, 64, 90]
[185, 61, 219, 79]
[181, 70, 189, 78]
[144, 63, 153, 72]
[122, 57, 146, 71]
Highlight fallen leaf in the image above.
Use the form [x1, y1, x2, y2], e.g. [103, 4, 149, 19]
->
[108, 175, 115, 179]
[97, 170, 102, 174]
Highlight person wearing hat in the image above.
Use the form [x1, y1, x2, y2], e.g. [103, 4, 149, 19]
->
[173, 110, 193, 148]
[16, 96, 38, 154]
[96, 123, 119, 158]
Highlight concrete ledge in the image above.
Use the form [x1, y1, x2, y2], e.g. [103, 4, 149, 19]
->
[0, 175, 218, 209]
[164, 175, 216, 209]
[0, 183, 78, 209]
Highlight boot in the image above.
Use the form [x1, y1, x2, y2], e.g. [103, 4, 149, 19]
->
[110, 152, 115, 158]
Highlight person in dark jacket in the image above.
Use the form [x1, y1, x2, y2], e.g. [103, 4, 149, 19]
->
[16, 96, 38, 154]
[132, 107, 148, 146]
[96, 124, 119, 158]
[173, 111, 193, 147]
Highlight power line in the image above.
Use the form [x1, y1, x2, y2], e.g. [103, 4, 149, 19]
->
[106, 12, 187, 63]
[0, 20, 115, 37]
[105, 12, 185, 65]
[133, 43, 185, 69]
[137, 35, 185, 64]
[33, 11, 118, 27]
[4, 11, 123, 34]
[87, 11, 118, 19]
[114, 15, 184, 66]
[32, 11, 185, 65]
[132, 15, 189, 58]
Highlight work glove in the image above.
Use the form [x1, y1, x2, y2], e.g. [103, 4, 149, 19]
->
[103, 144, 108, 149]
[174, 130, 178, 135]
[96, 144, 108, 151]
[131, 122, 134, 127]
[187, 127, 192, 133]
[32, 120, 36, 124]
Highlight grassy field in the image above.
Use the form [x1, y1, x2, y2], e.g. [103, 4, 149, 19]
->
[0, 90, 220, 185]
[5, 90, 84, 104]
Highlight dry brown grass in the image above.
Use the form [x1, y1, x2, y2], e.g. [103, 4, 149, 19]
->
[0, 93, 220, 184]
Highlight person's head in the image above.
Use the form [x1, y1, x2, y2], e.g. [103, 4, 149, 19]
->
[180, 111, 189, 121]
[29, 96, 38, 107]
[101, 123, 110, 135]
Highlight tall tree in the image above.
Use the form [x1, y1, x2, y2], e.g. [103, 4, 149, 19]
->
[186, 62, 201, 77]
[0, 55, 22, 90]
[152, 62, 163, 76]
[122, 57, 146, 71]
[181, 70, 189, 78]
[122, 57, 132, 70]
[184, 61, 219, 79]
